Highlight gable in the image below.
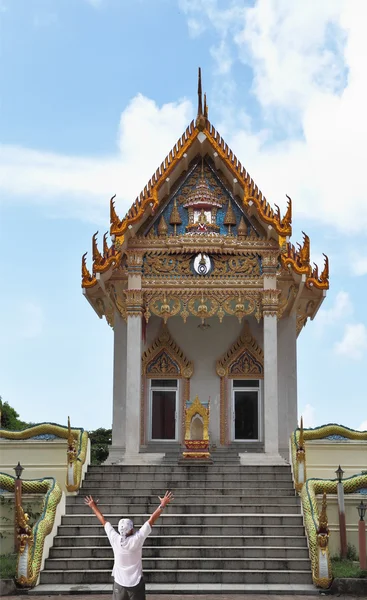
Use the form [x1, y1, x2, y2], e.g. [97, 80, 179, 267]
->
[140, 155, 262, 239]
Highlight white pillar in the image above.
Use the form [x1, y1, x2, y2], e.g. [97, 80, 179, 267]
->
[125, 300, 143, 457]
[277, 313, 298, 458]
[263, 307, 279, 455]
[105, 309, 127, 464]
[261, 252, 281, 458]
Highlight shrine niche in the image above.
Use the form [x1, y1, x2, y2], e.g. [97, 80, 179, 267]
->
[182, 396, 211, 460]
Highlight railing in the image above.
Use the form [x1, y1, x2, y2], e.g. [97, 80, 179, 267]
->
[0, 420, 89, 493]
[291, 422, 367, 493]
[301, 473, 367, 588]
[0, 473, 63, 587]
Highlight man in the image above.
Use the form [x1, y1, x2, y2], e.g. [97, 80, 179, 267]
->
[84, 490, 174, 600]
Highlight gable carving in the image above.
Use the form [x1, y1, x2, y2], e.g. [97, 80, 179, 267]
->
[144, 157, 260, 239]
[216, 321, 263, 378]
[142, 324, 193, 379]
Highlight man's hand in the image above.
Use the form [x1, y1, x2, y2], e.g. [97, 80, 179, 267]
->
[158, 490, 174, 507]
[84, 495, 106, 526]
[84, 495, 99, 508]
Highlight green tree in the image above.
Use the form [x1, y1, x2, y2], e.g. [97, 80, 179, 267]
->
[89, 428, 112, 465]
[0, 397, 29, 431]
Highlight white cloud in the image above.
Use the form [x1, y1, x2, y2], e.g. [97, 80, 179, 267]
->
[180, 0, 367, 234]
[350, 252, 367, 276]
[358, 420, 367, 431]
[302, 404, 316, 428]
[317, 291, 353, 329]
[334, 323, 367, 360]
[0, 95, 192, 224]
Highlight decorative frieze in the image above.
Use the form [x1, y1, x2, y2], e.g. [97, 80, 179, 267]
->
[125, 289, 144, 317]
[261, 289, 281, 317]
[126, 251, 144, 274]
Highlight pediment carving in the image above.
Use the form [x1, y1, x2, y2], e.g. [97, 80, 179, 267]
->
[216, 321, 263, 378]
[142, 323, 193, 379]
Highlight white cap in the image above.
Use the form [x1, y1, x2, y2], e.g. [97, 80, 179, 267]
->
[118, 518, 133, 536]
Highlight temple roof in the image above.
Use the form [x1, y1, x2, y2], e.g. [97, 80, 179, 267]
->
[81, 69, 329, 305]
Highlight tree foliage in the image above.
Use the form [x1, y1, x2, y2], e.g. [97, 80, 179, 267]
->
[89, 427, 112, 465]
[0, 397, 30, 431]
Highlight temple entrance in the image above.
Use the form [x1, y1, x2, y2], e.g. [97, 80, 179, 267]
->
[149, 379, 178, 441]
[232, 380, 260, 441]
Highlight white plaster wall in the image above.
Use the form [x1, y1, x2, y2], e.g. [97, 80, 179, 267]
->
[277, 314, 298, 458]
[145, 316, 263, 446]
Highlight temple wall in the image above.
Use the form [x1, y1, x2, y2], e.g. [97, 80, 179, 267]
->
[0, 438, 90, 493]
[278, 314, 298, 459]
[305, 439, 367, 479]
[144, 316, 263, 446]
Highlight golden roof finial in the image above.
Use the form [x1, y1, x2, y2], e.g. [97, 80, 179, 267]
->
[204, 93, 208, 119]
[224, 201, 236, 232]
[237, 216, 247, 238]
[103, 231, 109, 257]
[196, 67, 206, 131]
[197, 67, 203, 118]
[110, 195, 120, 229]
[92, 232, 103, 264]
[320, 254, 329, 283]
[82, 252, 91, 280]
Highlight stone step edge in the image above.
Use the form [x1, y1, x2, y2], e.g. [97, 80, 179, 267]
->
[51, 545, 309, 550]
[53, 534, 308, 548]
[63, 512, 302, 517]
[46, 557, 311, 563]
[41, 568, 312, 574]
[26, 583, 318, 595]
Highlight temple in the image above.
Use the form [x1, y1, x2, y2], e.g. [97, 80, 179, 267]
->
[81, 69, 329, 464]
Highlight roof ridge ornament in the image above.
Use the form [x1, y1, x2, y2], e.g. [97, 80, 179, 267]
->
[196, 67, 206, 131]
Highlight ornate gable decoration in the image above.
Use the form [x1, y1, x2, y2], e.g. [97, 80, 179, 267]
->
[142, 324, 193, 379]
[145, 158, 259, 238]
[216, 321, 264, 378]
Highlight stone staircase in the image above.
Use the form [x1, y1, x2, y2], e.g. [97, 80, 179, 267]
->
[39, 460, 315, 594]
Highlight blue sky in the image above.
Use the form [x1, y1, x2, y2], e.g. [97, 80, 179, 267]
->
[1, 0, 366, 432]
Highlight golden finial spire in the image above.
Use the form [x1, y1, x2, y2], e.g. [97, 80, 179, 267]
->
[204, 93, 208, 118]
[82, 252, 92, 280]
[158, 214, 168, 237]
[224, 201, 236, 233]
[110, 195, 119, 228]
[103, 232, 109, 257]
[237, 216, 247, 239]
[197, 67, 203, 118]
[92, 232, 103, 263]
[169, 199, 182, 235]
[196, 67, 206, 131]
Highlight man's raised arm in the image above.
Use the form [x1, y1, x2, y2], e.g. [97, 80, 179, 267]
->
[148, 491, 174, 527]
[84, 495, 107, 526]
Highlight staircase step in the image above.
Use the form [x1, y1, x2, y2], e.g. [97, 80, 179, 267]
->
[53, 534, 308, 548]
[40, 461, 312, 589]
[40, 569, 312, 585]
[50, 545, 310, 559]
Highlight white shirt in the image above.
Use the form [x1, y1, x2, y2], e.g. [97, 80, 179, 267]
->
[104, 521, 152, 587]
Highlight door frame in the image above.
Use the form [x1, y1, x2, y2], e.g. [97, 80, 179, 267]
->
[148, 379, 179, 442]
[231, 379, 262, 442]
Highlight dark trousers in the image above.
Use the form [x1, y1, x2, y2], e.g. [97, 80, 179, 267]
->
[112, 577, 146, 600]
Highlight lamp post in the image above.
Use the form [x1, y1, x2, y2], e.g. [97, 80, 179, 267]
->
[13, 462, 24, 552]
[357, 500, 366, 570]
[335, 465, 347, 559]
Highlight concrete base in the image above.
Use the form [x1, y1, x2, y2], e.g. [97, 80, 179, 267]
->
[329, 577, 367, 596]
[239, 453, 289, 466]
[103, 446, 126, 465]
[112, 452, 165, 465]
[0, 579, 16, 596]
